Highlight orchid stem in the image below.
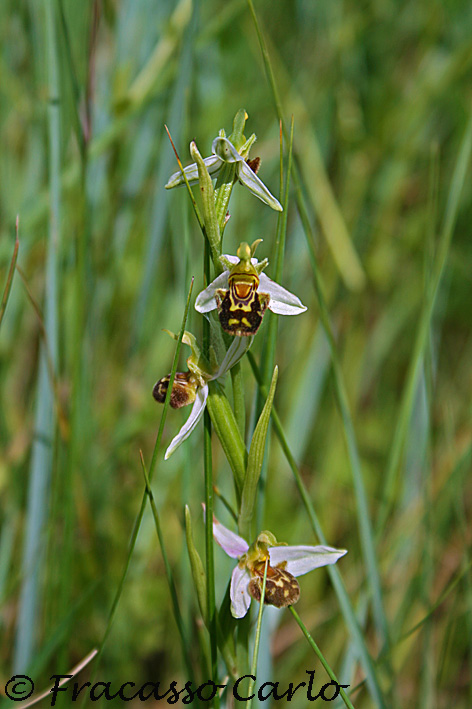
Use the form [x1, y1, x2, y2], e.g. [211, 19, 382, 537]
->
[203, 240, 219, 708]
[245, 560, 268, 709]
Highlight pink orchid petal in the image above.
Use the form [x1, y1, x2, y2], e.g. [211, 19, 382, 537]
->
[212, 516, 249, 558]
[268, 545, 347, 577]
[230, 565, 251, 618]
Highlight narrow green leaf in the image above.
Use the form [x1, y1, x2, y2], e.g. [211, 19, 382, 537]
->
[239, 366, 278, 540]
[190, 141, 222, 272]
[0, 220, 19, 329]
[207, 381, 247, 495]
[247, 352, 386, 708]
[184, 505, 208, 624]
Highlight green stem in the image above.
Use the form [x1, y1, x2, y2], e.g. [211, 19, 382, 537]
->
[203, 242, 219, 707]
[246, 561, 268, 709]
[207, 382, 247, 498]
[231, 362, 246, 438]
[289, 606, 355, 709]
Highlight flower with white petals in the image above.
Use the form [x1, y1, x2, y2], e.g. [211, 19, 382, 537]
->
[212, 515, 347, 618]
[195, 241, 307, 336]
[153, 332, 251, 459]
[166, 134, 282, 212]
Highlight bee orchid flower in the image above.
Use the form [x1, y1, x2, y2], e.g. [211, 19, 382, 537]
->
[165, 134, 282, 212]
[211, 515, 347, 618]
[195, 241, 307, 336]
[153, 332, 250, 459]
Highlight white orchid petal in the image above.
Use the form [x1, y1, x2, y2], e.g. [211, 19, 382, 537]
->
[237, 161, 283, 212]
[268, 545, 347, 577]
[258, 273, 307, 316]
[212, 136, 244, 164]
[230, 565, 251, 618]
[165, 155, 222, 188]
[213, 337, 253, 379]
[212, 517, 249, 558]
[194, 271, 229, 313]
[164, 385, 208, 459]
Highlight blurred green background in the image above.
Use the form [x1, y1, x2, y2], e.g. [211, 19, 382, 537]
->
[1, 0, 471, 706]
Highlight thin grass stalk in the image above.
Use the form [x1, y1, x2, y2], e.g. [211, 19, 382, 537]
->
[14, 0, 61, 672]
[56, 0, 86, 162]
[54, 0, 94, 673]
[140, 455, 197, 690]
[416, 149, 438, 708]
[376, 116, 472, 532]
[0, 218, 19, 329]
[247, 352, 386, 708]
[255, 119, 293, 531]
[79, 279, 194, 703]
[255, 117, 292, 429]
[246, 0, 365, 292]
[245, 0, 388, 650]
[255, 120, 289, 418]
[134, 6, 195, 341]
[289, 607, 355, 709]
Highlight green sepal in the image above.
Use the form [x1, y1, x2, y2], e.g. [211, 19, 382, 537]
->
[189, 141, 222, 273]
[207, 381, 247, 498]
[163, 329, 211, 382]
[184, 505, 208, 624]
[214, 109, 249, 232]
[229, 108, 248, 150]
[238, 366, 278, 540]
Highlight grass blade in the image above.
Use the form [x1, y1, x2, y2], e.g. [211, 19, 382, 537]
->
[0, 218, 19, 330]
[14, 0, 61, 671]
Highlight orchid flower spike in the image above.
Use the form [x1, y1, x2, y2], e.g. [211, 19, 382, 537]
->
[211, 515, 347, 618]
[195, 241, 307, 336]
[153, 332, 251, 459]
[165, 130, 282, 212]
